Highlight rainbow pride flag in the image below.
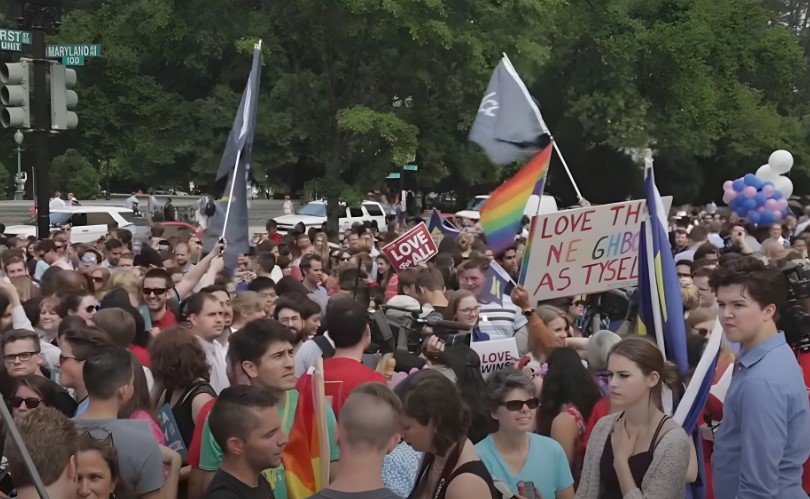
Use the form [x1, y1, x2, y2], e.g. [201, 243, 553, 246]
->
[284, 359, 329, 498]
[480, 144, 552, 255]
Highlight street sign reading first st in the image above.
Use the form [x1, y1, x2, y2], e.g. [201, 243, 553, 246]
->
[0, 28, 32, 52]
[46, 44, 102, 66]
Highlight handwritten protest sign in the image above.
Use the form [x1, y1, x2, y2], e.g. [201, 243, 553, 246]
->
[522, 198, 671, 301]
[471, 338, 520, 378]
[382, 222, 439, 272]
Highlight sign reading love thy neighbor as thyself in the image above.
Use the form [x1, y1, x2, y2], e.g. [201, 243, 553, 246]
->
[382, 222, 438, 273]
[521, 197, 672, 301]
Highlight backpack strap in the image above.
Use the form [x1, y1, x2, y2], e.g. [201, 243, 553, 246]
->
[313, 335, 335, 358]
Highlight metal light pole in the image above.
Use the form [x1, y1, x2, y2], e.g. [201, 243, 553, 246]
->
[13, 129, 25, 200]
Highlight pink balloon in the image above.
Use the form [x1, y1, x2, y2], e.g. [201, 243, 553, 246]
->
[773, 211, 783, 221]
[743, 186, 757, 198]
[762, 185, 775, 197]
[723, 180, 733, 191]
[765, 199, 779, 211]
[778, 198, 789, 210]
[723, 190, 737, 203]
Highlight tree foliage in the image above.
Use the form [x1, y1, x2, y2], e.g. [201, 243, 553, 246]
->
[0, 0, 808, 214]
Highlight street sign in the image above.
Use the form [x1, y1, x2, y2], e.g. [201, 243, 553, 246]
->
[403, 164, 418, 171]
[0, 28, 32, 52]
[46, 44, 101, 65]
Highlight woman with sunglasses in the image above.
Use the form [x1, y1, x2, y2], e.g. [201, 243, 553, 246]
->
[11, 374, 57, 417]
[57, 291, 98, 326]
[537, 347, 601, 485]
[91, 268, 111, 299]
[76, 431, 133, 499]
[476, 367, 575, 499]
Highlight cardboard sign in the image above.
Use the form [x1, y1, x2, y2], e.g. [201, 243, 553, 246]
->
[157, 403, 188, 460]
[522, 197, 672, 301]
[382, 222, 439, 272]
[471, 338, 520, 378]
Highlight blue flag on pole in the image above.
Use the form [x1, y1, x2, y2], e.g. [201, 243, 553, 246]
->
[479, 261, 515, 306]
[204, 43, 262, 273]
[428, 209, 460, 242]
[637, 160, 689, 375]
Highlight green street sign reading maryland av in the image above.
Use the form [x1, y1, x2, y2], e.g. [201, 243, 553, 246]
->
[0, 28, 32, 52]
[46, 44, 101, 66]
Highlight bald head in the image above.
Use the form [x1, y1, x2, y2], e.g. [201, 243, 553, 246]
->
[339, 383, 401, 452]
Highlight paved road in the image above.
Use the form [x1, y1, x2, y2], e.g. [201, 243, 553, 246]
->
[0, 198, 288, 234]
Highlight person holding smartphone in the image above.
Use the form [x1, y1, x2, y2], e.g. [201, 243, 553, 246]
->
[476, 367, 575, 499]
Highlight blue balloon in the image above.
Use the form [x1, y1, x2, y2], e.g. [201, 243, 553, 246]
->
[748, 211, 761, 224]
[735, 206, 748, 217]
[744, 198, 757, 210]
[773, 191, 783, 200]
[759, 211, 774, 225]
[754, 193, 767, 206]
[732, 179, 745, 192]
[744, 173, 758, 186]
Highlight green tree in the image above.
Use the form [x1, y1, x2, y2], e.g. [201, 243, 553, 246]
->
[51, 149, 98, 199]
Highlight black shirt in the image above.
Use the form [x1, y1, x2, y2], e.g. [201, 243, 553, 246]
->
[204, 469, 274, 499]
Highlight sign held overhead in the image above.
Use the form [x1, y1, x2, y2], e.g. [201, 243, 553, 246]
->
[521, 197, 672, 301]
[382, 222, 438, 273]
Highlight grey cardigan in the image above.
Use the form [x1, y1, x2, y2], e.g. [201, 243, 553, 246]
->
[575, 413, 690, 499]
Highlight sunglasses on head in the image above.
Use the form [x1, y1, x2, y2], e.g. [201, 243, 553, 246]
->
[81, 427, 114, 447]
[143, 287, 168, 296]
[500, 398, 540, 411]
[11, 396, 41, 409]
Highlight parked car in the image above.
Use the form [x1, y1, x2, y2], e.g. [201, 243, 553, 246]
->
[5, 206, 136, 243]
[455, 194, 559, 220]
[273, 200, 387, 234]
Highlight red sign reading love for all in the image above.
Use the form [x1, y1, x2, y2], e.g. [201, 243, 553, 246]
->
[382, 222, 439, 272]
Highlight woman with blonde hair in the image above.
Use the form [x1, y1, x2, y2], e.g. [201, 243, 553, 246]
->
[229, 291, 267, 332]
[456, 232, 475, 258]
[106, 270, 153, 330]
[527, 306, 570, 364]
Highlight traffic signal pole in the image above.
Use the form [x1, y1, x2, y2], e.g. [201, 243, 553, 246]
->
[31, 26, 50, 239]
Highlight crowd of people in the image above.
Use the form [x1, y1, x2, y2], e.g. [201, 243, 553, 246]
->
[0, 201, 806, 499]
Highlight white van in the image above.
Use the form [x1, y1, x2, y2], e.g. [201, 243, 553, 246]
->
[455, 194, 558, 220]
[273, 200, 387, 234]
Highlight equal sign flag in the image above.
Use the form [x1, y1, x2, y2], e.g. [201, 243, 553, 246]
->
[204, 42, 262, 273]
[479, 145, 551, 255]
[638, 155, 719, 499]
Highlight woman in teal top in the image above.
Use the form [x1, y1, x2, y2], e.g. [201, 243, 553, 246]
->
[476, 367, 575, 499]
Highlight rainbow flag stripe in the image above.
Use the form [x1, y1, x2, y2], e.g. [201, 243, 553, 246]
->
[480, 145, 552, 255]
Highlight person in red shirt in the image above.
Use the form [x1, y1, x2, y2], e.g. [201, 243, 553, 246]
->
[142, 268, 177, 332]
[265, 219, 284, 244]
[296, 296, 385, 417]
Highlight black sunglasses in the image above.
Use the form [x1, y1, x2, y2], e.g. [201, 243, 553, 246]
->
[500, 398, 540, 412]
[11, 396, 41, 409]
[143, 287, 168, 296]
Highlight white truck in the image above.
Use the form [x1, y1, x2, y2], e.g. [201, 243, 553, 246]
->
[273, 200, 388, 234]
[455, 194, 559, 220]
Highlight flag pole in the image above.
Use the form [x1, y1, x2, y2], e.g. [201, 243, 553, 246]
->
[501, 53, 584, 202]
[220, 148, 242, 241]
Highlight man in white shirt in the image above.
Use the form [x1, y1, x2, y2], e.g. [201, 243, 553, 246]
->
[186, 292, 228, 394]
[49, 191, 66, 209]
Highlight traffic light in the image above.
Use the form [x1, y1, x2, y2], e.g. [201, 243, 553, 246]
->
[0, 61, 31, 129]
[50, 63, 77, 130]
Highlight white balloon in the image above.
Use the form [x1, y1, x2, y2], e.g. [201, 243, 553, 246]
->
[768, 149, 794, 174]
[756, 164, 779, 180]
[772, 175, 794, 199]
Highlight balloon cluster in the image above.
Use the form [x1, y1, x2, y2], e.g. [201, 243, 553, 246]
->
[722, 150, 794, 226]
